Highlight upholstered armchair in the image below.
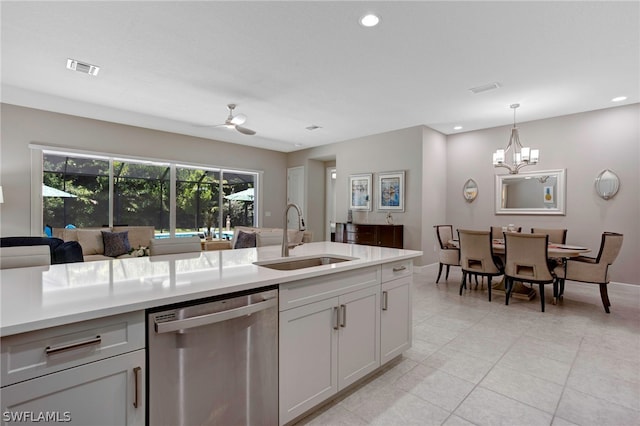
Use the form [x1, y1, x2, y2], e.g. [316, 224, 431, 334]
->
[0, 245, 51, 269]
[458, 229, 504, 302]
[0, 236, 83, 266]
[504, 233, 557, 312]
[554, 232, 623, 313]
[433, 225, 460, 283]
[530, 228, 567, 244]
[491, 226, 521, 240]
[149, 236, 202, 256]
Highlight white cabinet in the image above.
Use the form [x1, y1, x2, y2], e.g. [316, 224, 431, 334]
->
[279, 297, 338, 421]
[1, 312, 145, 426]
[279, 267, 381, 424]
[380, 261, 413, 365]
[1, 350, 145, 426]
[381, 275, 412, 364]
[336, 285, 380, 389]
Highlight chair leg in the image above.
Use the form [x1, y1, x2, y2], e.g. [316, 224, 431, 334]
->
[445, 265, 451, 281]
[552, 280, 558, 305]
[539, 284, 545, 312]
[558, 278, 565, 300]
[436, 263, 444, 283]
[505, 278, 511, 305]
[487, 277, 492, 302]
[474, 274, 479, 289]
[599, 283, 611, 314]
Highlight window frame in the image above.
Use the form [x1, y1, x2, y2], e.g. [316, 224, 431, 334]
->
[30, 144, 262, 237]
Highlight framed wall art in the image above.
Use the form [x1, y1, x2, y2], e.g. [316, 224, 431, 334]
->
[377, 171, 405, 211]
[349, 173, 372, 211]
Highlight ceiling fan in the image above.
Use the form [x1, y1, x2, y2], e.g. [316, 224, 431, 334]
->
[212, 104, 256, 135]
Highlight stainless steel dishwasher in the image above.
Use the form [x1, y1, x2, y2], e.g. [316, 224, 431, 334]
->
[147, 286, 278, 426]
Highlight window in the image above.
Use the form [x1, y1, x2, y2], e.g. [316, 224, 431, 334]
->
[43, 154, 109, 228]
[42, 151, 258, 238]
[113, 159, 170, 230]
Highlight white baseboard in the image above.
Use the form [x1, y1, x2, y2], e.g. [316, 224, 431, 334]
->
[413, 263, 439, 275]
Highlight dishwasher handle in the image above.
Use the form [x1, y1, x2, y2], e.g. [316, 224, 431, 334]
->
[155, 297, 277, 334]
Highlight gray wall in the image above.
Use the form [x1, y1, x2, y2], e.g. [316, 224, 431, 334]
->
[0, 104, 288, 235]
[1, 103, 637, 283]
[288, 126, 428, 266]
[447, 104, 639, 284]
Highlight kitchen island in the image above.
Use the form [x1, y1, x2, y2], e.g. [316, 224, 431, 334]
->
[1, 241, 421, 425]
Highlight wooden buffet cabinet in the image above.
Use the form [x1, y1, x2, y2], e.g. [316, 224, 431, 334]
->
[335, 223, 404, 249]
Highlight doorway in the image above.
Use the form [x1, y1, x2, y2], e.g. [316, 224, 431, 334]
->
[326, 167, 336, 241]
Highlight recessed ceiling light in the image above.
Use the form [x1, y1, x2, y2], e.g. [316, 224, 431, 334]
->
[66, 58, 100, 76]
[611, 96, 627, 102]
[305, 125, 322, 131]
[360, 14, 380, 27]
[453, 125, 463, 130]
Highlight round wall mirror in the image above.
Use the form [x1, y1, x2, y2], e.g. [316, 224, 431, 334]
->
[463, 178, 478, 202]
[594, 169, 620, 200]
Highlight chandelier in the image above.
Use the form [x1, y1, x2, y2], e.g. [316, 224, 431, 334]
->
[492, 104, 539, 174]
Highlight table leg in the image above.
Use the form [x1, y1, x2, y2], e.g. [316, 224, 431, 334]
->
[492, 277, 536, 300]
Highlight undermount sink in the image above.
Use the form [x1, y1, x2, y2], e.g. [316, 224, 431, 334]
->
[254, 255, 357, 271]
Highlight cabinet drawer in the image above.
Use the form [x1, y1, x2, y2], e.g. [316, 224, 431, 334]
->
[1, 311, 144, 386]
[279, 266, 380, 311]
[381, 260, 413, 282]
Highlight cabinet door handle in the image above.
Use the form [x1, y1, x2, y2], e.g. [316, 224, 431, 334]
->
[133, 366, 141, 408]
[333, 306, 339, 330]
[340, 304, 347, 328]
[392, 265, 407, 272]
[382, 291, 389, 311]
[45, 335, 101, 356]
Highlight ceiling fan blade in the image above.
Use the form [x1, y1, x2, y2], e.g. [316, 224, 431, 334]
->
[235, 125, 256, 135]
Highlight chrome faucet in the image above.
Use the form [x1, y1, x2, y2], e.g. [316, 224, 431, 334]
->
[282, 203, 306, 257]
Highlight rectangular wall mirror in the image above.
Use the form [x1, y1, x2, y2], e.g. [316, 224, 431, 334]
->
[495, 169, 566, 215]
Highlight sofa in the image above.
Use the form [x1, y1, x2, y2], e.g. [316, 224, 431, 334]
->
[53, 226, 155, 262]
[230, 227, 313, 249]
[0, 236, 84, 266]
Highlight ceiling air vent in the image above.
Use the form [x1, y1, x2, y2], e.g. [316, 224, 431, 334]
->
[66, 58, 100, 76]
[469, 82, 501, 94]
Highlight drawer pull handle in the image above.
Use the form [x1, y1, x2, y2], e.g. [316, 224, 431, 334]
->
[340, 304, 347, 328]
[392, 265, 407, 272]
[382, 291, 389, 311]
[133, 366, 142, 408]
[45, 335, 102, 355]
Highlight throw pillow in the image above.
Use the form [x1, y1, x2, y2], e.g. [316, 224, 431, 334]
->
[234, 230, 257, 249]
[102, 231, 131, 257]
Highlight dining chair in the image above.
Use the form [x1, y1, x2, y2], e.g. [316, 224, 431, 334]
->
[149, 236, 202, 256]
[491, 226, 521, 240]
[457, 229, 504, 301]
[553, 232, 623, 313]
[433, 225, 460, 283]
[530, 228, 567, 244]
[504, 233, 557, 312]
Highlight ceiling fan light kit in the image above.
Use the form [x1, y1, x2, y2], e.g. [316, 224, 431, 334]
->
[212, 104, 256, 135]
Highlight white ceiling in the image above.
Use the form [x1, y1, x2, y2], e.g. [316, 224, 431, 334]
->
[2, 1, 638, 153]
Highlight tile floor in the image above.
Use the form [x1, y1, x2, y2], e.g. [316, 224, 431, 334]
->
[296, 268, 640, 426]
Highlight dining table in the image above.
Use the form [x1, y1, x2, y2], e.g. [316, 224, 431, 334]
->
[449, 238, 591, 301]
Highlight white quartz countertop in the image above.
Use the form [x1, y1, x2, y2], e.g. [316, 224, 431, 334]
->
[0, 242, 421, 337]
